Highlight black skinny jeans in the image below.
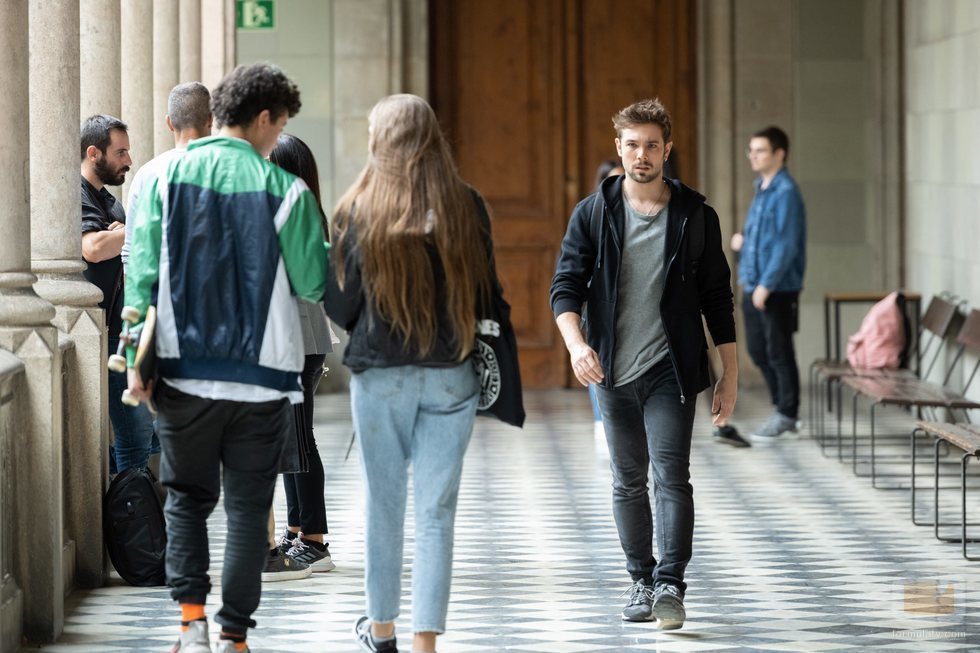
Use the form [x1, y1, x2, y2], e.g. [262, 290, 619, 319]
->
[742, 291, 800, 419]
[283, 353, 328, 535]
[595, 358, 697, 592]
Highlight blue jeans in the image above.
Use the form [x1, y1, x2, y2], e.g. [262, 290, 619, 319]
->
[350, 364, 479, 634]
[588, 384, 603, 421]
[107, 351, 158, 473]
[595, 358, 696, 592]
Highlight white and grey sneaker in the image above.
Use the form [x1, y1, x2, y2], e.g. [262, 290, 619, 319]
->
[653, 583, 686, 630]
[749, 412, 799, 442]
[172, 619, 211, 653]
[621, 578, 656, 621]
[286, 538, 336, 572]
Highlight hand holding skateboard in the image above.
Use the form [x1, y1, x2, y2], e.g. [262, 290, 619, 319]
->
[107, 305, 158, 414]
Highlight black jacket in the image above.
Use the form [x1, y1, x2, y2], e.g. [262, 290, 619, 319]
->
[324, 194, 495, 372]
[549, 175, 735, 401]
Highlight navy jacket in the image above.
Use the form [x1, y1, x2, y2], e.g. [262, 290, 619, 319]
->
[549, 175, 735, 401]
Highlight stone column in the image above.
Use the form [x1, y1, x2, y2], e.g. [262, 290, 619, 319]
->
[179, 0, 202, 82]
[121, 0, 154, 201]
[201, 0, 235, 91]
[79, 0, 121, 119]
[1, 0, 65, 644]
[153, 0, 179, 155]
[30, 0, 108, 593]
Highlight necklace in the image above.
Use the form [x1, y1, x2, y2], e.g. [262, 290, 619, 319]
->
[626, 178, 668, 216]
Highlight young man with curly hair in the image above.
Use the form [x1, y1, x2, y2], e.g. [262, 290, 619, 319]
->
[125, 63, 327, 653]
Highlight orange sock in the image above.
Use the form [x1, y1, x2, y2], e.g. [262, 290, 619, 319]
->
[180, 603, 206, 631]
[219, 631, 248, 651]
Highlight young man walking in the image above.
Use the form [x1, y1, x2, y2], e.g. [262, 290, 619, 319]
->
[550, 98, 737, 630]
[125, 63, 327, 653]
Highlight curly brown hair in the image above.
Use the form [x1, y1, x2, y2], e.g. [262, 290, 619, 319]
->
[211, 63, 301, 127]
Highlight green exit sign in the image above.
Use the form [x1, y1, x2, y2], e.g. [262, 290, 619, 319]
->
[237, 0, 275, 30]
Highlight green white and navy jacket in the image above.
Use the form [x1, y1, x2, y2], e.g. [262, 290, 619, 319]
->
[125, 135, 328, 402]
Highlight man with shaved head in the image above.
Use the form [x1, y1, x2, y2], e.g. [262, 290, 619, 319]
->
[123, 82, 213, 271]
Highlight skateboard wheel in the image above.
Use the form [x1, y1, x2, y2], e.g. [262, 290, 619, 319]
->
[120, 389, 140, 407]
[120, 306, 140, 323]
[107, 355, 127, 374]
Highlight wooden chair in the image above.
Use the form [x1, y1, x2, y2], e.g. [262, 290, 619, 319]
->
[911, 421, 980, 560]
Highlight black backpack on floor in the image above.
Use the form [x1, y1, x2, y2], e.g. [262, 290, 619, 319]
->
[103, 466, 167, 586]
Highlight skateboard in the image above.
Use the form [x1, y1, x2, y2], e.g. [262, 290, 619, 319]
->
[107, 305, 158, 414]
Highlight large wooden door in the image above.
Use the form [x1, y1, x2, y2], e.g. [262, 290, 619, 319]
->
[431, 0, 697, 388]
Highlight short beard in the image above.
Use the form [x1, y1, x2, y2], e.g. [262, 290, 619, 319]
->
[94, 157, 128, 186]
[626, 165, 661, 184]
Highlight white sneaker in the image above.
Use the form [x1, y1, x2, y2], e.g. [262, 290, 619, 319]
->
[173, 619, 212, 653]
[215, 642, 250, 653]
[749, 413, 799, 442]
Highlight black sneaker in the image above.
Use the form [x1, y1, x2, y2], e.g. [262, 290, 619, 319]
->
[285, 538, 336, 572]
[261, 547, 312, 582]
[353, 616, 398, 652]
[276, 528, 299, 555]
[713, 424, 750, 447]
[653, 583, 686, 630]
[621, 578, 655, 621]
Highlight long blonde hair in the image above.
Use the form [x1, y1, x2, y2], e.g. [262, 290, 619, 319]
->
[332, 94, 492, 360]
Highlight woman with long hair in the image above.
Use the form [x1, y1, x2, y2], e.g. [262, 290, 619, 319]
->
[326, 94, 495, 653]
[265, 133, 338, 573]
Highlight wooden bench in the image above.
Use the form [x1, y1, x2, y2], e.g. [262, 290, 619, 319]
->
[810, 294, 957, 460]
[839, 307, 980, 487]
[911, 421, 980, 560]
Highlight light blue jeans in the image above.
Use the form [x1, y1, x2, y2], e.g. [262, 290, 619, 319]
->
[351, 363, 479, 634]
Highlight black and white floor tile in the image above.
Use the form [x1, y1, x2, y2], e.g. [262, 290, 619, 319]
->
[26, 388, 980, 652]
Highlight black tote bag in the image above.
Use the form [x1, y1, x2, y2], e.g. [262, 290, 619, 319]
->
[473, 289, 525, 427]
[470, 188, 525, 427]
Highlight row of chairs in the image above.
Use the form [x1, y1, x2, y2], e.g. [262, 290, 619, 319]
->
[808, 293, 980, 560]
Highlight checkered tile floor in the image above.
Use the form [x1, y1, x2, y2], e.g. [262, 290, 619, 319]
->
[26, 388, 980, 652]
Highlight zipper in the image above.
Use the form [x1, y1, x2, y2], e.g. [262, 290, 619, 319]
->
[603, 203, 623, 388]
[661, 216, 688, 404]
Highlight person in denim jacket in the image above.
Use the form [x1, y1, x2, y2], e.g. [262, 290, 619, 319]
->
[734, 126, 807, 442]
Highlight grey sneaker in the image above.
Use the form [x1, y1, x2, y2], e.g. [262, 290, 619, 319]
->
[171, 619, 211, 653]
[215, 642, 249, 653]
[276, 528, 299, 555]
[353, 616, 398, 652]
[621, 578, 655, 621]
[653, 583, 686, 630]
[285, 538, 337, 572]
[749, 412, 798, 442]
[261, 547, 312, 582]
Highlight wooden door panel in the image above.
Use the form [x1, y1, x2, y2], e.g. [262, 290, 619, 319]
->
[432, 0, 567, 387]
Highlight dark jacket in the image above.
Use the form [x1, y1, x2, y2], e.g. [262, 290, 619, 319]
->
[324, 194, 495, 372]
[549, 175, 735, 401]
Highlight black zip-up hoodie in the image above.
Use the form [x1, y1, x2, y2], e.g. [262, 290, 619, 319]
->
[549, 175, 735, 401]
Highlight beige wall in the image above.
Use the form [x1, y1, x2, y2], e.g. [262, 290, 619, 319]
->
[701, 0, 903, 387]
[905, 0, 980, 394]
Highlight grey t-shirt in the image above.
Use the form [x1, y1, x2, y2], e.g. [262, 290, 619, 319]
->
[613, 190, 670, 386]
